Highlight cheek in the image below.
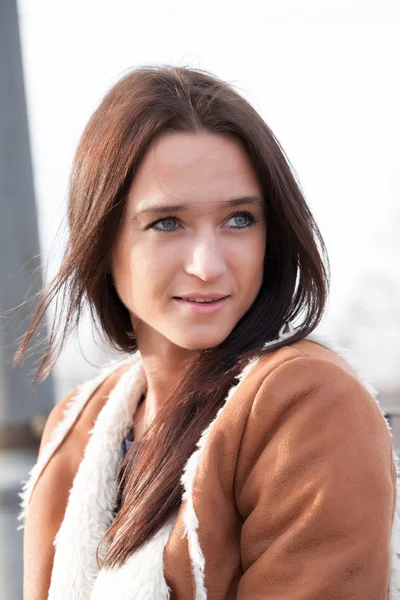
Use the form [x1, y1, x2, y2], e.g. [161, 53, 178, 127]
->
[132, 242, 179, 285]
[231, 234, 265, 280]
[112, 236, 179, 309]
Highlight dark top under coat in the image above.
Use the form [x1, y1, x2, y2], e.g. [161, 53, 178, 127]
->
[113, 427, 135, 517]
[112, 393, 145, 517]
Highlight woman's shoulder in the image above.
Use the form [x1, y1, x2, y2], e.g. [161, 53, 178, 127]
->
[40, 358, 135, 455]
[257, 333, 358, 373]
[240, 333, 390, 446]
[251, 333, 377, 400]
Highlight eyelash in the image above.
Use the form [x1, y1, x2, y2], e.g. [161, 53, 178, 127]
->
[147, 211, 258, 233]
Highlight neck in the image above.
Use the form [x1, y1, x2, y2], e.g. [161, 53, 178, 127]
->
[136, 332, 197, 417]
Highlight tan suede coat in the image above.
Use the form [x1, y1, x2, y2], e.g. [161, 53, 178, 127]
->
[20, 336, 400, 599]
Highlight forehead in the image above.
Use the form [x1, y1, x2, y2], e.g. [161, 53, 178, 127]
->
[127, 131, 262, 211]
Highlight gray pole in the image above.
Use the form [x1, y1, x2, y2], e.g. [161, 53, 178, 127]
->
[0, 0, 54, 450]
[0, 1, 55, 593]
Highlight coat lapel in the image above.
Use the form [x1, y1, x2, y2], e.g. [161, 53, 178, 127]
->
[47, 355, 147, 599]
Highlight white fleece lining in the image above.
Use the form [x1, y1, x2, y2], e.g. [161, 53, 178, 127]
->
[90, 513, 176, 600]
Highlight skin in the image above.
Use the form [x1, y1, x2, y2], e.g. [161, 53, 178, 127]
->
[111, 131, 266, 435]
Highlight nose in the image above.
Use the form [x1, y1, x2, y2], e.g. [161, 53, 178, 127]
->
[184, 231, 227, 281]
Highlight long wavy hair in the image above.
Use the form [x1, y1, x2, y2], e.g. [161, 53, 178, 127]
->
[14, 65, 329, 567]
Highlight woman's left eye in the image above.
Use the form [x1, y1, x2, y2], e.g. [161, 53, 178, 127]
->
[226, 212, 256, 229]
[149, 217, 179, 232]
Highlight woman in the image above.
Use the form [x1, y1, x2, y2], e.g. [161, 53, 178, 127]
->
[16, 65, 400, 599]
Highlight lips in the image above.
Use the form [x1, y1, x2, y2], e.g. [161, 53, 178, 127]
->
[173, 296, 229, 313]
[176, 297, 226, 303]
[175, 294, 228, 301]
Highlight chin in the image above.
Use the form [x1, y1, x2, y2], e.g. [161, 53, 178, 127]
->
[173, 330, 231, 351]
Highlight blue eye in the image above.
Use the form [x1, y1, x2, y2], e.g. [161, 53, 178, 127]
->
[227, 212, 256, 229]
[150, 216, 178, 232]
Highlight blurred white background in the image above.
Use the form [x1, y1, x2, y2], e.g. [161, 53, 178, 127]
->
[16, 0, 400, 402]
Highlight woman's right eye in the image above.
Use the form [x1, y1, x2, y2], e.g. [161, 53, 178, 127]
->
[148, 216, 179, 232]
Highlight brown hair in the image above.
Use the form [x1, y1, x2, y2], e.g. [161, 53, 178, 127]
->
[14, 65, 329, 566]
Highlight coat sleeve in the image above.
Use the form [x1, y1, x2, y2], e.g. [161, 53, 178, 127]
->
[234, 356, 396, 599]
[23, 390, 79, 600]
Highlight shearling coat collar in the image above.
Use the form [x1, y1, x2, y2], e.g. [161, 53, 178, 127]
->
[19, 331, 400, 598]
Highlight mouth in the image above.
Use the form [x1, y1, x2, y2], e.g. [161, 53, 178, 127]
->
[174, 296, 228, 303]
[173, 296, 229, 313]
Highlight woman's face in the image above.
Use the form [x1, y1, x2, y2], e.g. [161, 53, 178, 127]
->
[112, 131, 266, 352]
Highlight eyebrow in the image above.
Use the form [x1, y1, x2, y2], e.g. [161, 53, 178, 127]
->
[131, 195, 265, 219]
